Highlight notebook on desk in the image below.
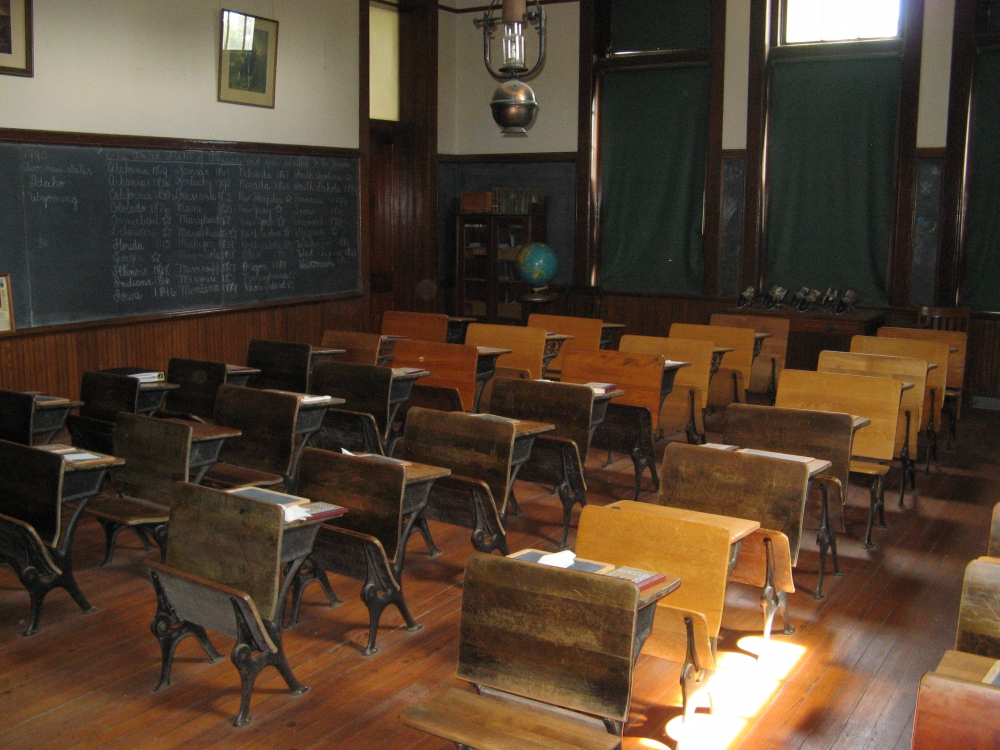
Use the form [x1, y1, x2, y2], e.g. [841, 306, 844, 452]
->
[229, 486, 310, 507]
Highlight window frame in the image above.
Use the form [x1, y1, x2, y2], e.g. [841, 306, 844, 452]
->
[777, 0, 903, 48]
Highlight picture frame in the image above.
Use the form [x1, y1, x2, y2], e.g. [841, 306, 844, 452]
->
[218, 9, 278, 108]
[0, 274, 15, 333]
[0, 0, 33, 78]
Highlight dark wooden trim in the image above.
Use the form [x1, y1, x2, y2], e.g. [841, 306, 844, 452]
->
[742, 0, 771, 291]
[0, 0, 32, 77]
[575, 0, 599, 286]
[360, 0, 373, 325]
[702, 0, 727, 296]
[975, 30, 1000, 46]
[769, 38, 905, 60]
[0, 127, 361, 159]
[939, 0, 978, 306]
[722, 149, 747, 160]
[437, 0, 578, 13]
[916, 147, 948, 159]
[594, 49, 711, 70]
[438, 151, 579, 163]
[888, 0, 925, 307]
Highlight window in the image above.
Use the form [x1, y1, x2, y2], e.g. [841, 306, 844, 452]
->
[369, 1, 399, 121]
[784, 0, 901, 45]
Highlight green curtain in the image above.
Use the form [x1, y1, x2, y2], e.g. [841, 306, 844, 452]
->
[765, 55, 902, 306]
[599, 65, 710, 295]
[962, 48, 1000, 312]
[991, 0, 1000, 30]
[610, 0, 711, 53]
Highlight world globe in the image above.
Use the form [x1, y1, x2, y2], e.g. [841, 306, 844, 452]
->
[516, 242, 558, 288]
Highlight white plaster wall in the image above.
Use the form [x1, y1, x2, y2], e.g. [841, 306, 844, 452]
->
[0, 0, 359, 149]
[917, 0, 955, 149]
[438, 9, 458, 153]
[722, 0, 751, 150]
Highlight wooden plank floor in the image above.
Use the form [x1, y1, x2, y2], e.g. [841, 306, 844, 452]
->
[1, 409, 997, 749]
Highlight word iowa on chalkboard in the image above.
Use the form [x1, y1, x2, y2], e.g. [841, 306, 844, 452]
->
[0, 141, 360, 329]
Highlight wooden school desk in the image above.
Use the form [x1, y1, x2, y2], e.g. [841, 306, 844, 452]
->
[159, 417, 242, 484]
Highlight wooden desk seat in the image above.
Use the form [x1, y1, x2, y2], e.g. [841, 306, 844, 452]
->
[146, 482, 308, 727]
[620, 334, 714, 444]
[394, 408, 512, 556]
[66, 371, 141, 453]
[956, 556, 1000, 658]
[911, 664, 1000, 750]
[562, 350, 666, 500]
[0, 441, 96, 635]
[527, 313, 604, 378]
[161, 357, 229, 421]
[308, 360, 393, 455]
[466, 322, 547, 380]
[83, 413, 188, 565]
[776, 369, 901, 549]
[711, 313, 791, 401]
[382, 310, 449, 343]
[654, 442, 810, 637]
[290, 449, 423, 655]
[670, 323, 755, 408]
[577, 504, 729, 722]
[489, 378, 594, 547]
[200, 385, 296, 491]
[246, 339, 313, 394]
[392, 339, 479, 412]
[399, 553, 640, 747]
[320, 330, 383, 365]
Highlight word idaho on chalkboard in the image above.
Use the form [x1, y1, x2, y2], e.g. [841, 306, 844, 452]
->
[0, 141, 360, 329]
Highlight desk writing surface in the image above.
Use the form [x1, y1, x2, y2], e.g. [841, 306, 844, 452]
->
[853, 416, 872, 431]
[161, 417, 241, 441]
[609, 500, 760, 544]
[37, 444, 124, 470]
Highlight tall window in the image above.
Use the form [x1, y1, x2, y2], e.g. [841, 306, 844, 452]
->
[783, 0, 901, 44]
[369, 1, 399, 121]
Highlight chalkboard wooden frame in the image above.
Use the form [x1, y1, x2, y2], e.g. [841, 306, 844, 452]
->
[0, 127, 363, 336]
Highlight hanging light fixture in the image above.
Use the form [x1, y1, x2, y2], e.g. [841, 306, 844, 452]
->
[473, 0, 546, 135]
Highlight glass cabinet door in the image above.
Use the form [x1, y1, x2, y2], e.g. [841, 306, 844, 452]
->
[495, 218, 526, 322]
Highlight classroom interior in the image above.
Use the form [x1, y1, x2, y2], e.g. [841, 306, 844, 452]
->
[2, 0, 1000, 748]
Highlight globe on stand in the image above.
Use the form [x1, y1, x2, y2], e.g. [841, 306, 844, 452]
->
[516, 242, 558, 303]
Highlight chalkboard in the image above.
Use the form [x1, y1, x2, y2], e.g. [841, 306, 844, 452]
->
[0, 140, 360, 329]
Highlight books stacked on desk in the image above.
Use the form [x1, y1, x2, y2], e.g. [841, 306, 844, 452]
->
[392, 367, 426, 376]
[228, 486, 348, 523]
[127, 371, 165, 383]
[509, 549, 668, 590]
[739, 448, 814, 463]
[606, 566, 668, 591]
[583, 382, 617, 395]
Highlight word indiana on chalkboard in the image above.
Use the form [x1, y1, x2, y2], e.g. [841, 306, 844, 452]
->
[0, 140, 361, 329]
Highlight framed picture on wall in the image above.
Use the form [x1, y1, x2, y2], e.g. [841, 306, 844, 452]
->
[0, 274, 15, 333]
[218, 9, 278, 108]
[0, 0, 33, 77]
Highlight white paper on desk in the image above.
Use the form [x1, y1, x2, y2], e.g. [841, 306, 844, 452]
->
[342, 449, 356, 456]
[283, 505, 312, 523]
[63, 451, 102, 462]
[537, 550, 577, 568]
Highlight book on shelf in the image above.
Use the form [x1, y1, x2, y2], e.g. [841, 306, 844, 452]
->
[229, 487, 311, 507]
[583, 382, 617, 395]
[702, 443, 739, 451]
[127, 371, 165, 383]
[606, 566, 667, 590]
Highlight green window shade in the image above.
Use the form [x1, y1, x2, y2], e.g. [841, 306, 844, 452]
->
[765, 55, 902, 306]
[599, 65, 710, 295]
[991, 0, 1000, 31]
[961, 48, 1000, 312]
[610, 0, 711, 53]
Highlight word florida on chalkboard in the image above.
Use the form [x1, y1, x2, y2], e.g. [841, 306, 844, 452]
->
[0, 141, 361, 329]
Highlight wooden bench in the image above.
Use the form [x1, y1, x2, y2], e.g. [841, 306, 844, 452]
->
[161, 357, 229, 421]
[619, 334, 714, 444]
[577, 503, 730, 722]
[308, 360, 395, 455]
[654, 441, 811, 637]
[724, 403, 855, 597]
[670, 322, 755, 408]
[818, 350, 926, 508]
[912, 656, 1000, 750]
[489, 377, 596, 547]
[527, 313, 604, 378]
[562, 349, 666, 500]
[66, 371, 141, 453]
[711, 313, 790, 401]
[392, 338, 479, 412]
[466, 322, 548, 380]
[246, 338, 314, 394]
[320, 330, 384, 365]
[200, 384, 297, 491]
[956, 556, 1000, 658]
[146, 482, 310, 726]
[394, 407, 513, 555]
[0, 440, 97, 635]
[776, 369, 901, 549]
[399, 552, 641, 748]
[290, 449, 425, 655]
[382, 310, 449, 342]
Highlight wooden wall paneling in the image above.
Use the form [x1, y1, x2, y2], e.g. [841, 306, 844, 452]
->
[966, 314, 1000, 399]
[360, 0, 374, 330]
[702, 0, 728, 296]
[741, 0, 771, 291]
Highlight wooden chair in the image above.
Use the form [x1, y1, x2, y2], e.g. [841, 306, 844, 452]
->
[162, 357, 229, 421]
[620, 334, 714, 444]
[289, 449, 422, 655]
[911, 669, 1000, 750]
[527, 313, 603, 378]
[399, 552, 641, 748]
[466, 322, 547, 380]
[654, 442, 809, 637]
[200, 384, 297, 491]
[66, 371, 141, 454]
[562, 350, 666, 500]
[394, 407, 512, 556]
[670, 323, 755, 408]
[917, 305, 970, 332]
[145, 482, 308, 727]
[724, 403, 854, 597]
[711, 313, 790, 401]
[956, 556, 1000, 659]
[776, 369, 901, 549]
[392, 339, 479, 412]
[320, 330, 383, 365]
[382, 310, 449, 343]
[84, 413, 189, 565]
[0, 440, 97, 635]
[246, 339, 314, 394]
[818, 350, 926, 508]
[852, 335, 950, 471]
[489, 377, 595, 547]
[0, 389, 37, 444]
[577, 504, 730, 722]
[308, 360, 394, 455]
